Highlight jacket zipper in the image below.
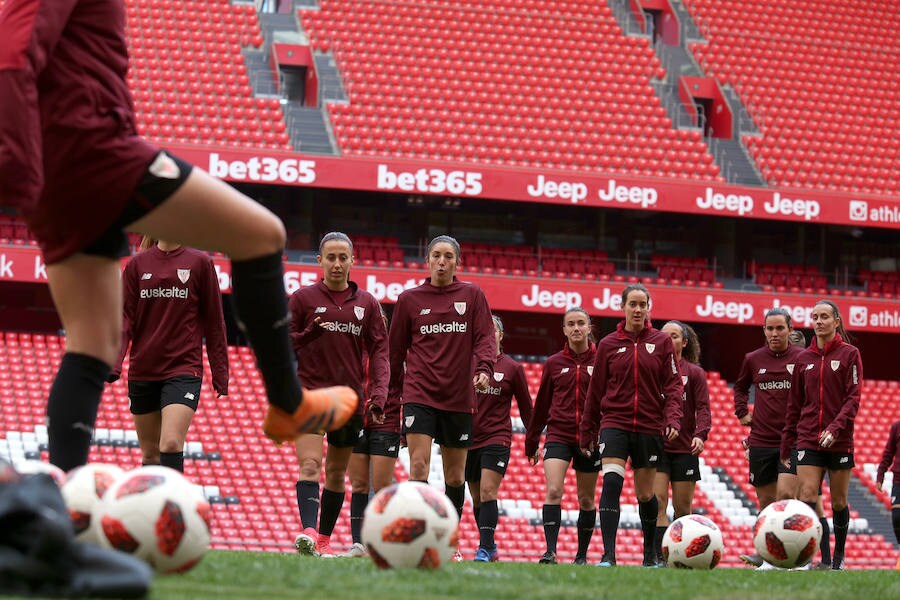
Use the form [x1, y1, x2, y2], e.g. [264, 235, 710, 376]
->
[575, 362, 581, 430]
[633, 341, 639, 429]
[818, 353, 825, 442]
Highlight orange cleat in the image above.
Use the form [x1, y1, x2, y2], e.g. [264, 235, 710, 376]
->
[263, 386, 358, 443]
[895, 552, 900, 571]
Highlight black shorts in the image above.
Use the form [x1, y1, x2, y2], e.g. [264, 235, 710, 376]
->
[749, 446, 796, 487]
[796, 448, 854, 471]
[84, 151, 193, 260]
[128, 375, 201, 415]
[465, 444, 511, 481]
[656, 452, 701, 482]
[326, 415, 365, 448]
[891, 482, 899, 506]
[401, 403, 473, 448]
[352, 430, 401, 458]
[543, 442, 602, 473]
[599, 428, 664, 470]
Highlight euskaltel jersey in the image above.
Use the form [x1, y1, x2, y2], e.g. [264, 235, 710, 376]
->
[781, 334, 862, 461]
[388, 278, 494, 414]
[524, 343, 596, 457]
[665, 358, 712, 454]
[114, 246, 228, 394]
[876, 420, 900, 484]
[472, 353, 533, 450]
[0, 0, 160, 262]
[733, 344, 805, 447]
[289, 280, 388, 415]
[580, 321, 683, 446]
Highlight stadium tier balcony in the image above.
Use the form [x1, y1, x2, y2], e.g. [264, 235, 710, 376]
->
[300, 1, 721, 179]
[687, 0, 900, 195]
[747, 262, 828, 295]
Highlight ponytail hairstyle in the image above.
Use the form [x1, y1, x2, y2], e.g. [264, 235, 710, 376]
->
[139, 235, 156, 251]
[665, 320, 701, 364]
[491, 314, 504, 353]
[764, 306, 793, 328]
[620, 282, 651, 307]
[563, 306, 595, 344]
[427, 235, 461, 262]
[319, 231, 353, 254]
[814, 299, 850, 342]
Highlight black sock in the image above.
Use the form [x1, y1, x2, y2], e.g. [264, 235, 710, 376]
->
[295, 480, 320, 530]
[479, 500, 498, 550]
[542, 504, 561, 554]
[892, 508, 900, 546]
[638, 497, 659, 561]
[445, 484, 465, 518]
[819, 516, 832, 565]
[319, 488, 345, 537]
[655, 525, 668, 561]
[599, 472, 624, 559]
[832, 505, 850, 563]
[159, 451, 184, 472]
[47, 353, 109, 472]
[231, 252, 302, 413]
[576, 509, 596, 558]
[350, 492, 368, 544]
[473, 505, 481, 526]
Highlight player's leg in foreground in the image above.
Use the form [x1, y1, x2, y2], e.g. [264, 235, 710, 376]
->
[538, 456, 567, 564]
[573, 470, 598, 565]
[597, 459, 626, 567]
[293, 434, 325, 556]
[346, 452, 372, 557]
[653, 470, 672, 566]
[473, 466, 503, 562]
[316, 444, 354, 557]
[634, 466, 661, 567]
[127, 167, 357, 440]
[441, 445, 468, 561]
[823, 467, 850, 570]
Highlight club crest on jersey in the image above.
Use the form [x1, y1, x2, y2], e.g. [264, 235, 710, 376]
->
[454, 301, 467, 315]
[177, 269, 190, 284]
[830, 360, 840, 371]
[786, 364, 795, 375]
[645, 343, 655, 354]
[682, 375, 688, 385]
[354, 306, 365, 320]
[587, 366, 594, 376]
[493, 372, 504, 382]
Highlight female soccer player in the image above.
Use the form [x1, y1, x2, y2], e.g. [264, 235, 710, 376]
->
[876, 419, 900, 570]
[782, 300, 862, 571]
[110, 237, 228, 473]
[652, 321, 710, 565]
[579, 284, 682, 567]
[344, 307, 400, 558]
[466, 315, 533, 562]
[289, 233, 388, 557]
[388, 235, 495, 555]
[524, 307, 599, 565]
[0, 0, 356, 471]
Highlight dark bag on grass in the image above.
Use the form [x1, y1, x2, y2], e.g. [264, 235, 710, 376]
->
[0, 459, 152, 598]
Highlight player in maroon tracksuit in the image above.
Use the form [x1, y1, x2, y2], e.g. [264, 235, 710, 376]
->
[652, 321, 711, 565]
[580, 284, 683, 568]
[388, 235, 494, 554]
[466, 315, 533, 563]
[876, 420, 900, 569]
[289, 233, 388, 558]
[111, 238, 228, 473]
[0, 0, 355, 472]
[525, 307, 599, 565]
[782, 300, 862, 570]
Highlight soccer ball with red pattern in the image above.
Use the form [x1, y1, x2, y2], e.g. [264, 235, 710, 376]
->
[661, 514, 725, 569]
[92, 466, 211, 574]
[753, 499, 821, 568]
[361, 481, 459, 569]
[61, 463, 124, 544]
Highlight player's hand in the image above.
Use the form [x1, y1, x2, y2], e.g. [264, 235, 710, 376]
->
[665, 427, 679, 441]
[367, 400, 385, 425]
[315, 316, 327, 329]
[473, 372, 489, 391]
[691, 437, 705, 455]
[819, 430, 835, 448]
[781, 458, 791, 470]
[739, 414, 752, 426]
[528, 450, 540, 466]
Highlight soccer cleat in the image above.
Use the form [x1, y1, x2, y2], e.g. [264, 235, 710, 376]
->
[642, 557, 661, 568]
[595, 554, 616, 567]
[538, 551, 557, 564]
[739, 552, 764, 567]
[831, 558, 845, 571]
[811, 561, 831, 571]
[452, 548, 464, 562]
[755, 561, 778, 571]
[316, 536, 336, 558]
[294, 528, 319, 557]
[572, 556, 588, 565]
[263, 386, 358, 443]
[343, 542, 367, 558]
[895, 552, 900, 571]
[474, 547, 499, 562]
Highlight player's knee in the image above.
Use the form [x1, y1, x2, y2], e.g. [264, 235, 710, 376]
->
[636, 491, 654, 503]
[545, 484, 564, 503]
[298, 458, 321, 479]
[256, 215, 286, 255]
[350, 479, 369, 494]
[577, 496, 595, 511]
[158, 436, 184, 454]
[408, 458, 429, 480]
[830, 497, 847, 512]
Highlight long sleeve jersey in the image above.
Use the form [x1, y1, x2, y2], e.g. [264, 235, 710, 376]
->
[733, 344, 805, 447]
[114, 246, 228, 394]
[876, 420, 900, 484]
[472, 353, 533, 450]
[665, 358, 712, 454]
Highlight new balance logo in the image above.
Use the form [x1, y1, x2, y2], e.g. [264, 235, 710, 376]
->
[388, 446, 397, 452]
[649, 455, 658, 462]
[686, 469, 694, 475]
[840, 456, 849, 463]
[141, 273, 152, 280]
[758, 368, 766, 374]
[315, 307, 327, 313]
[497, 461, 506, 467]
[420, 308, 431, 315]
[459, 434, 469, 441]
[184, 392, 195, 400]
[616, 347, 627, 353]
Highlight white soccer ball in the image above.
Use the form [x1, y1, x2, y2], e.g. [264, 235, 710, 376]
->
[753, 499, 822, 568]
[661, 514, 725, 569]
[361, 481, 459, 569]
[14, 459, 67, 487]
[61, 463, 125, 543]
[93, 466, 211, 574]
